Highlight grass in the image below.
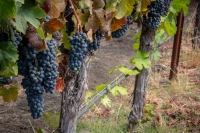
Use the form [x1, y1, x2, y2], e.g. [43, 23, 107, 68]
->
[77, 41, 200, 133]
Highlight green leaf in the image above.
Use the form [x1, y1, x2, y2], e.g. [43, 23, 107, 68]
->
[0, 42, 18, 70]
[110, 85, 128, 97]
[115, 0, 135, 19]
[36, 0, 45, 4]
[15, 0, 24, 4]
[115, 86, 128, 95]
[130, 51, 151, 70]
[152, 50, 161, 62]
[36, 129, 47, 133]
[85, 91, 93, 101]
[79, 0, 91, 9]
[0, 0, 16, 21]
[0, 86, 18, 102]
[118, 67, 139, 76]
[36, 27, 45, 39]
[11, 1, 46, 34]
[95, 84, 107, 92]
[101, 95, 111, 107]
[164, 20, 176, 36]
[0, 63, 18, 77]
[109, 64, 124, 75]
[43, 112, 60, 129]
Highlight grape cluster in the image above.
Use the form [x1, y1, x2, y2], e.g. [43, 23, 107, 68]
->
[37, 39, 58, 93]
[88, 30, 103, 51]
[9, 30, 22, 49]
[68, 32, 89, 72]
[44, 15, 51, 22]
[18, 38, 58, 119]
[111, 25, 128, 38]
[65, 3, 74, 35]
[127, 15, 133, 25]
[0, 32, 8, 42]
[143, 0, 173, 30]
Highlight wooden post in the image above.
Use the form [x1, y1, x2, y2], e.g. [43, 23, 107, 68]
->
[169, 9, 184, 80]
[192, 2, 200, 49]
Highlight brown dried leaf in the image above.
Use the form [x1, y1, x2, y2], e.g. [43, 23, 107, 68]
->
[85, 14, 100, 32]
[100, 12, 115, 34]
[40, 0, 53, 14]
[111, 17, 127, 32]
[52, 0, 65, 18]
[93, 0, 105, 9]
[44, 18, 64, 34]
[87, 29, 93, 42]
[26, 25, 47, 51]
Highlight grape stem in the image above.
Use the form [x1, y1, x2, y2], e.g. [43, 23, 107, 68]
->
[68, 0, 82, 32]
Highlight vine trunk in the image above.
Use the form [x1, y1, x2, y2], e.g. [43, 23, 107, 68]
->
[128, 25, 155, 130]
[59, 57, 89, 133]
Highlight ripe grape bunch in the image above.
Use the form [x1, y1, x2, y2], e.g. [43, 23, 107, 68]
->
[18, 38, 58, 119]
[88, 30, 103, 51]
[68, 32, 89, 72]
[111, 15, 133, 38]
[143, 0, 173, 30]
[65, 3, 75, 35]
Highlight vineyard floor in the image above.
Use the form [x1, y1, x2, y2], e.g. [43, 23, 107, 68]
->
[0, 0, 200, 132]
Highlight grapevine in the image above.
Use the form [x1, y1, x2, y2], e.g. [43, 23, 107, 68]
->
[0, 0, 191, 132]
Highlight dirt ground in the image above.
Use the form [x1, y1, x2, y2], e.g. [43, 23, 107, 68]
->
[0, 0, 199, 132]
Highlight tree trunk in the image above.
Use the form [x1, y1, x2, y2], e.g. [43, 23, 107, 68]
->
[192, 2, 200, 49]
[59, 57, 89, 133]
[128, 25, 155, 130]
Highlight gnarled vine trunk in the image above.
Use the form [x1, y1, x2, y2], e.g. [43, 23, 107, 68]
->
[192, 2, 200, 49]
[128, 25, 155, 130]
[59, 57, 89, 133]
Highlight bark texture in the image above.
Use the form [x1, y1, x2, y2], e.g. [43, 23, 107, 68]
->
[59, 57, 89, 133]
[128, 25, 155, 130]
[192, 2, 200, 49]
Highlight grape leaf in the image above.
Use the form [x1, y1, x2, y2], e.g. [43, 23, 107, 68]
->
[79, 0, 91, 9]
[85, 91, 93, 101]
[0, 0, 16, 21]
[15, 0, 24, 4]
[109, 64, 125, 75]
[36, 27, 45, 39]
[115, 0, 135, 19]
[0, 42, 18, 70]
[56, 77, 65, 92]
[164, 20, 176, 36]
[0, 86, 18, 102]
[85, 13, 101, 32]
[152, 50, 161, 62]
[130, 51, 151, 70]
[43, 112, 60, 129]
[36, 0, 45, 4]
[72, 9, 90, 28]
[0, 63, 18, 77]
[95, 84, 107, 92]
[40, 0, 52, 14]
[110, 85, 128, 97]
[101, 95, 111, 107]
[93, 0, 105, 9]
[36, 129, 48, 133]
[44, 18, 64, 34]
[100, 11, 115, 34]
[52, 0, 65, 18]
[11, 1, 46, 34]
[26, 25, 46, 51]
[111, 17, 127, 32]
[118, 67, 139, 76]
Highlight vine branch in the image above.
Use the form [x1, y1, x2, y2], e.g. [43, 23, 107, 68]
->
[68, 0, 82, 32]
